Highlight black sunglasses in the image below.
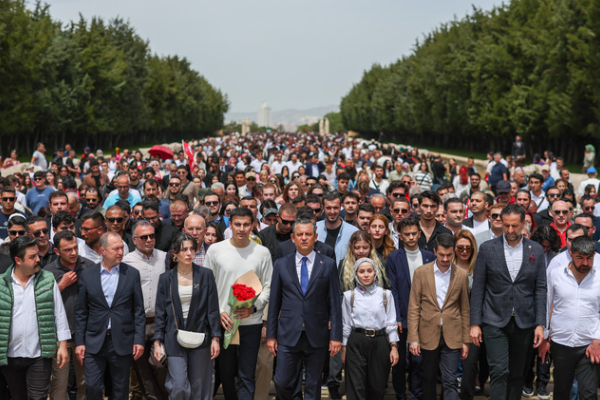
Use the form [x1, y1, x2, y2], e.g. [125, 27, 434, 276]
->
[107, 217, 125, 223]
[2, 197, 15, 202]
[205, 201, 219, 206]
[134, 234, 155, 241]
[32, 228, 49, 237]
[280, 218, 295, 226]
[8, 230, 25, 236]
[169, 182, 180, 187]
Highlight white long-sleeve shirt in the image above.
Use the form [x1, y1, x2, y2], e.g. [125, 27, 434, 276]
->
[546, 266, 600, 347]
[342, 286, 399, 346]
[204, 240, 272, 326]
[8, 272, 71, 358]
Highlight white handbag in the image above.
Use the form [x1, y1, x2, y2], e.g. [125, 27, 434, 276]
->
[170, 281, 205, 349]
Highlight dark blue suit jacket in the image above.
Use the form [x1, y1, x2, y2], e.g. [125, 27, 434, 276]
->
[267, 252, 342, 348]
[274, 239, 336, 264]
[387, 247, 436, 329]
[470, 237, 547, 329]
[305, 162, 325, 177]
[75, 262, 146, 356]
[153, 264, 221, 356]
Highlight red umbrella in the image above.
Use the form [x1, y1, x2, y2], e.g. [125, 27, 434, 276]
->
[148, 145, 174, 160]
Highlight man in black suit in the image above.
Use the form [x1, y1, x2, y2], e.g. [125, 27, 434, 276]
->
[267, 218, 342, 400]
[273, 210, 335, 263]
[75, 231, 146, 400]
[470, 204, 546, 400]
[387, 216, 436, 400]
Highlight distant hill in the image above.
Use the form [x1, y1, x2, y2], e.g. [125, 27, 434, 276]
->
[226, 105, 339, 130]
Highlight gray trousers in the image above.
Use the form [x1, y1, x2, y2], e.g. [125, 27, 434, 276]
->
[166, 345, 213, 400]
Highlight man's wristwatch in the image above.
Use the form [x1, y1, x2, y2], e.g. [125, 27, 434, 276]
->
[390, 343, 398, 348]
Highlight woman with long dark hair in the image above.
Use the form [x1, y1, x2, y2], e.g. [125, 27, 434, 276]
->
[153, 233, 221, 400]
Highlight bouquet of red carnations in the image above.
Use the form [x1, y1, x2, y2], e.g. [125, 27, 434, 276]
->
[224, 270, 263, 348]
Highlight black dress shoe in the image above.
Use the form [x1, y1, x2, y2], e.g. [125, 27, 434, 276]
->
[328, 386, 342, 400]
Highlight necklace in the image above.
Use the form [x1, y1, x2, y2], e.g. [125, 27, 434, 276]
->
[178, 269, 193, 279]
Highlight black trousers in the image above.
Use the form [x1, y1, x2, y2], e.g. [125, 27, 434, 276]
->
[85, 334, 132, 400]
[420, 334, 460, 400]
[482, 318, 533, 400]
[274, 331, 328, 400]
[345, 332, 391, 400]
[219, 324, 262, 400]
[1, 356, 52, 400]
[392, 329, 423, 400]
[550, 341, 599, 400]
[459, 341, 489, 400]
[523, 350, 550, 389]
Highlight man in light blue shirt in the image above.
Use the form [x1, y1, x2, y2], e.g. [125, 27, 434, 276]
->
[26, 171, 55, 215]
[102, 175, 142, 210]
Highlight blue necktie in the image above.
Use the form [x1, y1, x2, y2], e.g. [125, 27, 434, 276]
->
[301, 256, 309, 295]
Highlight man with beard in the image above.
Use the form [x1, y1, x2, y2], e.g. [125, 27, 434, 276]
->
[463, 191, 490, 236]
[129, 167, 145, 193]
[45, 231, 94, 400]
[470, 204, 546, 400]
[141, 201, 179, 252]
[84, 186, 106, 216]
[0, 236, 70, 399]
[83, 159, 109, 189]
[540, 236, 600, 399]
[28, 216, 57, 267]
[143, 179, 170, 219]
[78, 211, 106, 264]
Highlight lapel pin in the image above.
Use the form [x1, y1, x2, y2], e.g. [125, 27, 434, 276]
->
[194, 284, 199, 289]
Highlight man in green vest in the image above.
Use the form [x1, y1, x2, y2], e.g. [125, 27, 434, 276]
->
[0, 235, 70, 399]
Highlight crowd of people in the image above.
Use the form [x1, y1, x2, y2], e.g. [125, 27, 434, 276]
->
[0, 132, 598, 400]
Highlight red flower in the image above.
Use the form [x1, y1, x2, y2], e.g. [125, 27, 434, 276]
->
[232, 284, 256, 301]
[529, 254, 536, 262]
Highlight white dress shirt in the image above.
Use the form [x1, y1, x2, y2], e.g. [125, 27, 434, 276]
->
[8, 272, 71, 358]
[546, 250, 600, 277]
[503, 235, 523, 282]
[123, 248, 167, 317]
[295, 251, 315, 283]
[342, 285, 399, 345]
[546, 266, 600, 347]
[433, 262, 452, 325]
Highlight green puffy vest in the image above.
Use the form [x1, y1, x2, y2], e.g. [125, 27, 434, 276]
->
[0, 266, 58, 366]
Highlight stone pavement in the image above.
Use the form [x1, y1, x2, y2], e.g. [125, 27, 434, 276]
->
[213, 379, 559, 399]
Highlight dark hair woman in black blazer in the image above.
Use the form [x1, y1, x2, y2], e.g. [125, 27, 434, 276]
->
[153, 233, 221, 400]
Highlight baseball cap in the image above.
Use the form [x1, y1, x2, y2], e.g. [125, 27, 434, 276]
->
[588, 167, 597, 174]
[496, 180, 511, 194]
[263, 208, 278, 217]
[541, 165, 550, 172]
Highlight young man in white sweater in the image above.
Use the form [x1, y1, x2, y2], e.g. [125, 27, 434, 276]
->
[204, 207, 272, 400]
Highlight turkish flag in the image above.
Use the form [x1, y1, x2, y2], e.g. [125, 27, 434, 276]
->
[182, 140, 195, 169]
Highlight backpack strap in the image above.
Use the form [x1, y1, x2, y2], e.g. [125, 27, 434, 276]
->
[350, 288, 355, 311]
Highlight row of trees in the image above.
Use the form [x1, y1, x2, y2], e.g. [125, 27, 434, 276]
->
[0, 0, 229, 155]
[340, 0, 600, 163]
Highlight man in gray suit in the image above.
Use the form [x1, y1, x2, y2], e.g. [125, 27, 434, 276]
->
[470, 204, 546, 400]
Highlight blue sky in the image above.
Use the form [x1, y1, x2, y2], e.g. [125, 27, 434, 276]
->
[42, 0, 500, 112]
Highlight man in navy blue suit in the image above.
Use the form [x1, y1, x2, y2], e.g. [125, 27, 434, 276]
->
[75, 231, 146, 400]
[267, 218, 342, 400]
[305, 153, 325, 178]
[388, 216, 436, 400]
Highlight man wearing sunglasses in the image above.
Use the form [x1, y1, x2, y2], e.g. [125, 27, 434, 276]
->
[389, 197, 412, 249]
[25, 171, 55, 216]
[203, 191, 227, 233]
[105, 205, 134, 253]
[259, 204, 297, 260]
[474, 203, 506, 249]
[550, 200, 572, 247]
[27, 215, 57, 267]
[84, 187, 106, 217]
[534, 187, 561, 226]
[165, 166, 197, 205]
[0, 187, 27, 240]
[141, 201, 179, 252]
[6, 216, 28, 244]
[123, 220, 168, 400]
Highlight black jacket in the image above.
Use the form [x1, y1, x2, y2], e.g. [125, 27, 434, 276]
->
[259, 224, 292, 260]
